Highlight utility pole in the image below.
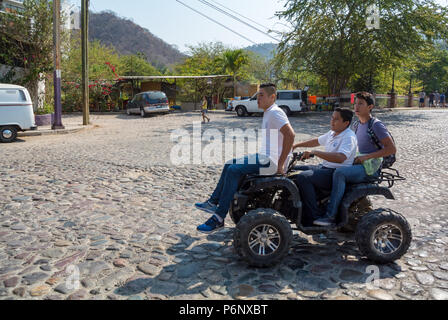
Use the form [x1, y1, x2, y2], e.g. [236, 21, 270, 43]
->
[81, 0, 89, 125]
[52, 0, 64, 129]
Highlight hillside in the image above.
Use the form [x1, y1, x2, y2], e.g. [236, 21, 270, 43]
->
[89, 11, 186, 68]
[244, 43, 277, 61]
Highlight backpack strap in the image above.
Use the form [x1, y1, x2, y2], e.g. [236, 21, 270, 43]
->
[351, 119, 360, 133]
[367, 117, 383, 150]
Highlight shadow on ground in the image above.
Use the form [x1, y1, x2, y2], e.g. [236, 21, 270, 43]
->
[114, 230, 401, 299]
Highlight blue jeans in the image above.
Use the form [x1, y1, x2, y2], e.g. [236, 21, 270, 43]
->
[325, 165, 377, 219]
[208, 154, 275, 220]
[294, 165, 335, 225]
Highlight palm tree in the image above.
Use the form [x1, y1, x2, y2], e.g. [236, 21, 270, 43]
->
[217, 49, 249, 97]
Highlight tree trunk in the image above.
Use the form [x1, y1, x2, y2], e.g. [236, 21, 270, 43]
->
[233, 74, 236, 98]
[27, 79, 40, 112]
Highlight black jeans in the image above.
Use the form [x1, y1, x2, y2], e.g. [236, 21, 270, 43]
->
[294, 165, 335, 226]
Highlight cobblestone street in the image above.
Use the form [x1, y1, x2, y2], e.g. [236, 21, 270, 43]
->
[0, 110, 447, 300]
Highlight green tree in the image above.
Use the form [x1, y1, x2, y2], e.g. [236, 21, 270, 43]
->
[275, 0, 448, 95]
[415, 44, 448, 93]
[217, 49, 250, 96]
[62, 37, 121, 81]
[61, 37, 122, 111]
[174, 42, 230, 103]
[0, 0, 55, 110]
[119, 54, 160, 76]
[241, 51, 275, 84]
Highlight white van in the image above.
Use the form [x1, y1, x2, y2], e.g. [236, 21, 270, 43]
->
[0, 84, 37, 143]
[232, 90, 306, 117]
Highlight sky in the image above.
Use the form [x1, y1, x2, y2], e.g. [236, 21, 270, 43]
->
[66, 0, 448, 54]
[66, 0, 289, 53]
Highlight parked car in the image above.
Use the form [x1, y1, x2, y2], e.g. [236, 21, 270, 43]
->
[231, 90, 307, 117]
[0, 83, 37, 143]
[126, 91, 170, 117]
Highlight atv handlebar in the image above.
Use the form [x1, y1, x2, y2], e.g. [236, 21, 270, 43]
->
[293, 151, 315, 161]
[287, 151, 315, 173]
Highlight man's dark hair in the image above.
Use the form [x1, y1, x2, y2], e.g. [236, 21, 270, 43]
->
[259, 83, 277, 97]
[335, 107, 354, 125]
[356, 91, 375, 106]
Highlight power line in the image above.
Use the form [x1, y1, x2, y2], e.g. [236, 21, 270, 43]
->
[196, 0, 280, 42]
[208, 0, 269, 32]
[176, 0, 257, 45]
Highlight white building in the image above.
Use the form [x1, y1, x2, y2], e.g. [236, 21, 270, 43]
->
[0, 0, 80, 30]
[0, 0, 25, 13]
[61, 0, 80, 31]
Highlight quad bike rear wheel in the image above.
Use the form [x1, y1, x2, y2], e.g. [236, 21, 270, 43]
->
[233, 208, 292, 268]
[338, 196, 372, 233]
[355, 208, 412, 264]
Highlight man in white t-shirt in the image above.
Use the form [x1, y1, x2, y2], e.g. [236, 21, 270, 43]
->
[292, 108, 357, 226]
[195, 83, 296, 233]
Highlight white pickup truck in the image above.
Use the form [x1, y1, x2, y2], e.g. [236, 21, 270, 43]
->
[231, 90, 307, 117]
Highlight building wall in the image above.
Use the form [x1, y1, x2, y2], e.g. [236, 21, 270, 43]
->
[1, 0, 80, 30]
[0, 0, 25, 13]
[61, 0, 80, 30]
[235, 83, 259, 98]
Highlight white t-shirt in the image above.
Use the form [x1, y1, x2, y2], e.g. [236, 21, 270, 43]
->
[259, 104, 292, 171]
[317, 127, 358, 169]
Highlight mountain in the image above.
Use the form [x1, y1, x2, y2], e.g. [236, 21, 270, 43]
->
[89, 11, 186, 68]
[244, 43, 277, 61]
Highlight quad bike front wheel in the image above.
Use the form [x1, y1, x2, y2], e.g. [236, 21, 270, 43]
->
[229, 203, 245, 225]
[355, 208, 412, 264]
[233, 208, 292, 268]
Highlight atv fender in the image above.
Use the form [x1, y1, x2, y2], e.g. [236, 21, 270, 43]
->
[339, 183, 395, 225]
[243, 176, 302, 209]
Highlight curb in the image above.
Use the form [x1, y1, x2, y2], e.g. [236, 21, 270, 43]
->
[18, 125, 91, 137]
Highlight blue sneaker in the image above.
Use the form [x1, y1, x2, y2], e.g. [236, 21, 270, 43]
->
[194, 200, 217, 214]
[197, 215, 224, 234]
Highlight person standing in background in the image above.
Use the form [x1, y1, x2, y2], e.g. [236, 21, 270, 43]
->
[419, 91, 425, 108]
[429, 92, 435, 108]
[434, 91, 440, 108]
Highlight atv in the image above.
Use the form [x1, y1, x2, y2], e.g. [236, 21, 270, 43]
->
[230, 152, 412, 267]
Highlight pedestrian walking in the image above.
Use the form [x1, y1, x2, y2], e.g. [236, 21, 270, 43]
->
[201, 96, 210, 123]
[440, 92, 446, 108]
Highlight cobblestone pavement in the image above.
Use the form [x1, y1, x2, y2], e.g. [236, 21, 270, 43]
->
[0, 110, 447, 300]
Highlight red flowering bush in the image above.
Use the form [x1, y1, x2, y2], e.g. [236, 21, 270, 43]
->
[61, 61, 122, 112]
[62, 81, 82, 112]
